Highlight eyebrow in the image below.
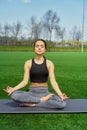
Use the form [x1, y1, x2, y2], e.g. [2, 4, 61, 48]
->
[35, 44, 45, 46]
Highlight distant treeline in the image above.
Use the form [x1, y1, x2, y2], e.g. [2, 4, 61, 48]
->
[0, 9, 87, 47]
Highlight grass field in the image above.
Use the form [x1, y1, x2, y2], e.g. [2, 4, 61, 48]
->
[0, 45, 87, 52]
[0, 52, 87, 130]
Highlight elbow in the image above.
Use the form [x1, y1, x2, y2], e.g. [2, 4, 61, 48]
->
[23, 80, 28, 86]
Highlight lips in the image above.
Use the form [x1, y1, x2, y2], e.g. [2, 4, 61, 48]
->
[38, 50, 42, 52]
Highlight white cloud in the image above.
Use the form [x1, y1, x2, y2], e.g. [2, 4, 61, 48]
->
[7, 0, 31, 4]
[23, 0, 31, 3]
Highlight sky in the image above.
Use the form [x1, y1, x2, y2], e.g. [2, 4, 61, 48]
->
[0, 0, 87, 40]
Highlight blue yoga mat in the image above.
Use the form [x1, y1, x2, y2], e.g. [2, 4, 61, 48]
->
[0, 99, 87, 113]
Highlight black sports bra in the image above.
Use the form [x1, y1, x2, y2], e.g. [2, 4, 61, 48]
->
[30, 57, 48, 83]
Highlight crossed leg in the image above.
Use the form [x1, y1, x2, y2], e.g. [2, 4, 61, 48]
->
[19, 94, 54, 107]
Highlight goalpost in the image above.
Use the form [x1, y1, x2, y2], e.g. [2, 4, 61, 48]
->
[81, 0, 85, 52]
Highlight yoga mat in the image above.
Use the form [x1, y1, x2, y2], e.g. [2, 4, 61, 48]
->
[0, 99, 87, 113]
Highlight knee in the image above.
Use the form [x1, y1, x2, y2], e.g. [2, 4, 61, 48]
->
[52, 95, 67, 109]
[58, 101, 66, 109]
[11, 91, 19, 101]
[48, 99, 67, 109]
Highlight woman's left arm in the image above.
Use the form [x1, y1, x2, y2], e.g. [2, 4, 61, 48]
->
[47, 60, 68, 101]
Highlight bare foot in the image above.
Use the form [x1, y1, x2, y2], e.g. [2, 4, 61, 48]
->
[19, 103, 36, 107]
[40, 93, 54, 102]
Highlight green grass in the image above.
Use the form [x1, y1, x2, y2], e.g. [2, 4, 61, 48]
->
[0, 52, 87, 130]
[0, 46, 33, 51]
[0, 45, 87, 52]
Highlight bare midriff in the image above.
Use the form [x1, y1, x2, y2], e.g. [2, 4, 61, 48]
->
[30, 82, 48, 87]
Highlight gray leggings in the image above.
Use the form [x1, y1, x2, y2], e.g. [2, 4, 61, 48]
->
[11, 86, 66, 109]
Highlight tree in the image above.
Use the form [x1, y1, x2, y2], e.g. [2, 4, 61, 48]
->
[60, 27, 66, 41]
[55, 26, 65, 41]
[30, 16, 36, 39]
[71, 26, 82, 46]
[42, 9, 60, 41]
[28, 16, 42, 40]
[3, 23, 10, 45]
[32, 22, 42, 40]
[10, 21, 22, 44]
[0, 24, 3, 45]
[0, 24, 2, 35]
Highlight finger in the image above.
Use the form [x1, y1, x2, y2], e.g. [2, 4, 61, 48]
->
[64, 97, 69, 101]
[50, 94, 54, 97]
[7, 86, 12, 89]
[8, 93, 11, 96]
[3, 89, 7, 92]
[63, 93, 68, 96]
[63, 94, 69, 99]
[66, 97, 69, 99]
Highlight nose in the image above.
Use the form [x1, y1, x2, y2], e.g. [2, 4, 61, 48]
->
[38, 46, 42, 49]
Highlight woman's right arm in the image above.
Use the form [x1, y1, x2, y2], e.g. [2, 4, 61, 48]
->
[4, 60, 31, 95]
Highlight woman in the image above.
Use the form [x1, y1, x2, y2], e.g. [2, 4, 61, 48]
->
[4, 39, 68, 109]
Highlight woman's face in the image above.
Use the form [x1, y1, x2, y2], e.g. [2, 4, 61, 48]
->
[34, 40, 46, 55]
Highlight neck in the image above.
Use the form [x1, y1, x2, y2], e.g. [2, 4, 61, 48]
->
[35, 55, 44, 60]
[34, 55, 44, 64]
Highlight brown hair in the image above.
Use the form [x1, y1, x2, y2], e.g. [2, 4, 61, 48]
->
[33, 39, 47, 49]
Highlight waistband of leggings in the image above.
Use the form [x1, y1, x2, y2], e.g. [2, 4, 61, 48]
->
[29, 86, 48, 90]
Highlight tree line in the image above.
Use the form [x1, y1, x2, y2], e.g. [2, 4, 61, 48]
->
[0, 9, 83, 47]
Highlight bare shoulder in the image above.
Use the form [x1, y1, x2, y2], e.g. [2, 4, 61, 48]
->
[46, 59, 54, 69]
[46, 59, 54, 65]
[24, 59, 32, 68]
